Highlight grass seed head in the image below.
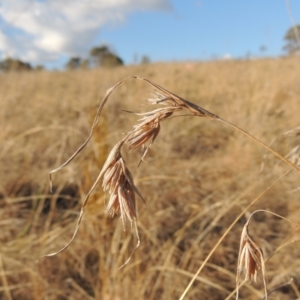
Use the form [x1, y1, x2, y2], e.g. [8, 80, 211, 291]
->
[285, 125, 300, 137]
[285, 145, 300, 166]
[284, 126, 300, 167]
[101, 140, 145, 228]
[104, 160, 137, 227]
[125, 93, 182, 164]
[236, 224, 267, 299]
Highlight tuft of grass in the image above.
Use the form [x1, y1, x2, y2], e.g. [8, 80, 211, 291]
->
[40, 75, 300, 299]
[1, 58, 300, 299]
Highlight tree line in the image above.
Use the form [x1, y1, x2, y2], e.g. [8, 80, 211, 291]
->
[65, 46, 151, 70]
[1, 25, 299, 72]
[0, 57, 43, 72]
[0, 45, 129, 72]
[65, 45, 124, 70]
[0, 44, 151, 72]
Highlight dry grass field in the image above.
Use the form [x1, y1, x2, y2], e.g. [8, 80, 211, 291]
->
[0, 57, 300, 299]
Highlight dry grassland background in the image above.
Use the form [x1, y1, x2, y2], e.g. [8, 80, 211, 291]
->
[0, 57, 300, 299]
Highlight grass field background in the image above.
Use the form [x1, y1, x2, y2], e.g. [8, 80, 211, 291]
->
[0, 57, 300, 299]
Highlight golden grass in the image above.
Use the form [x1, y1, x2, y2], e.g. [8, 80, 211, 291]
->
[0, 57, 300, 299]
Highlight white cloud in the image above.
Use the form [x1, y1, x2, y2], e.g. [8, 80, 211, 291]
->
[222, 53, 232, 60]
[0, 0, 171, 64]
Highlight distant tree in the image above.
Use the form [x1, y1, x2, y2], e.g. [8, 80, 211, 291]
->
[65, 57, 81, 70]
[101, 52, 123, 67]
[259, 45, 267, 53]
[140, 55, 151, 65]
[80, 58, 90, 70]
[283, 25, 300, 55]
[133, 53, 138, 64]
[0, 57, 32, 72]
[90, 45, 109, 57]
[35, 65, 44, 71]
[89, 45, 123, 67]
[245, 51, 252, 60]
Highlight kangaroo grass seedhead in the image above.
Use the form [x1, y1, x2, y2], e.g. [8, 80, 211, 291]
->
[234, 209, 300, 300]
[237, 225, 266, 283]
[236, 210, 268, 299]
[101, 139, 145, 227]
[125, 108, 177, 165]
[284, 126, 300, 167]
[285, 125, 300, 137]
[285, 145, 300, 166]
[236, 223, 267, 300]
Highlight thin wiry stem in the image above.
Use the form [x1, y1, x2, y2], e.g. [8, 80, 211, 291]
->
[217, 119, 300, 174]
[48, 79, 127, 192]
[263, 278, 294, 300]
[247, 209, 300, 227]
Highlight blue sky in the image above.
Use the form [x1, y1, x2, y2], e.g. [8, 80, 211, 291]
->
[0, 0, 299, 69]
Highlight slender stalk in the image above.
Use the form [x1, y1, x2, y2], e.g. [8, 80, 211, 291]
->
[217, 118, 300, 173]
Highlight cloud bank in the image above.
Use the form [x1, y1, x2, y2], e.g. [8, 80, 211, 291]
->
[0, 0, 171, 64]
